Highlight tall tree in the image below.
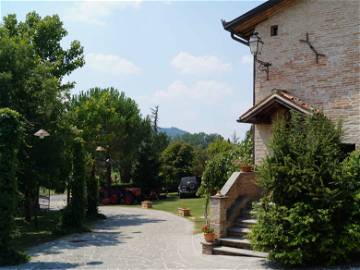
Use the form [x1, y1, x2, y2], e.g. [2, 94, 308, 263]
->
[69, 87, 143, 182]
[0, 12, 84, 221]
[151, 105, 159, 133]
[0, 109, 28, 266]
[160, 141, 195, 191]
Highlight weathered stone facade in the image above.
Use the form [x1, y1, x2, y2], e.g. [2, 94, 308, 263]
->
[252, 0, 360, 163]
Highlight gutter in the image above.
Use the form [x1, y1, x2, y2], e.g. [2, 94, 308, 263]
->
[230, 32, 249, 46]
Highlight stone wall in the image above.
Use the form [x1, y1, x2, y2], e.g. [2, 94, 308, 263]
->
[210, 172, 262, 237]
[253, 0, 360, 162]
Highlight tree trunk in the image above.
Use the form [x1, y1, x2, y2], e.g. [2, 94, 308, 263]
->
[24, 191, 33, 222]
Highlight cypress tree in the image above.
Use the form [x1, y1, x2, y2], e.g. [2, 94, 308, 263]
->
[0, 108, 28, 265]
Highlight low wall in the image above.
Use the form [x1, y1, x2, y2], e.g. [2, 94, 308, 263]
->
[210, 172, 262, 237]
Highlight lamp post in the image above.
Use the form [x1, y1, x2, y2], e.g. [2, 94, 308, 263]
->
[249, 32, 272, 80]
[33, 128, 50, 227]
[34, 128, 50, 139]
[96, 145, 112, 198]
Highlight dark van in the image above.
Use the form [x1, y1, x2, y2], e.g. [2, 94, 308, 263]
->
[178, 176, 199, 198]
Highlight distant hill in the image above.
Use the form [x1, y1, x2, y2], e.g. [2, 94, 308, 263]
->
[159, 127, 189, 138]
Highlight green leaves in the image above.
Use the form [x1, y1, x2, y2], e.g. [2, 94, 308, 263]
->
[251, 112, 360, 266]
[0, 109, 28, 265]
[160, 141, 195, 191]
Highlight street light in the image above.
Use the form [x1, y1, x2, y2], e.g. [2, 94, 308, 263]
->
[95, 145, 112, 196]
[249, 32, 271, 80]
[34, 129, 50, 139]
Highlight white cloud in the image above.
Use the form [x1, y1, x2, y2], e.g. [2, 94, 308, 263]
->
[65, 1, 141, 26]
[171, 52, 232, 75]
[86, 53, 141, 75]
[240, 54, 253, 65]
[149, 80, 233, 104]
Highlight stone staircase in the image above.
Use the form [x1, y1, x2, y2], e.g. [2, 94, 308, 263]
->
[213, 208, 268, 258]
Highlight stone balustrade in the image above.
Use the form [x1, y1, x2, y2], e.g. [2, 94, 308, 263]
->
[210, 172, 262, 238]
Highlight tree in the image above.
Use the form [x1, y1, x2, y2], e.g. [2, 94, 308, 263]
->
[250, 112, 359, 266]
[132, 117, 169, 194]
[175, 132, 223, 149]
[207, 138, 233, 159]
[151, 105, 159, 133]
[0, 12, 84, 221]
[61, 138, 87, 231]
[160, 141, 195, 191]
[69, 87, 143, 182]
[86, 155, 99, 218]
[0, 109, 28, 266]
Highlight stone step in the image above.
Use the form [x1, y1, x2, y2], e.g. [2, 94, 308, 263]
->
[213, 246, 268, 258]
[234, 218, 257, 228]
[228, 227, 251, 237]
[218, 236, 251, 249]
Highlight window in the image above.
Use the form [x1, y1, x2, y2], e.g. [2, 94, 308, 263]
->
[271, 25, 278, 36]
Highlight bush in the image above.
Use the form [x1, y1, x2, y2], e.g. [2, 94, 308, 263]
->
[61, 137, 87, 231]
[250, 112, 359, 266]
[0, 108, 28, 265]
[160, 141, 194, 191]
[86, 156, 99, 218]
[197, 153, 236, 196]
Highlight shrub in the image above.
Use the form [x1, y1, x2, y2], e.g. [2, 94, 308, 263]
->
[160, 141, 194, 191]
[0, 108, 28, 265]
[250, 112, 360, 266]
[86, 156, 99, 218]
[61, 137, 87, 231]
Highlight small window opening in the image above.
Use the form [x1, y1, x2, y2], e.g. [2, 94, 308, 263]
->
[271, 25, 278, 36]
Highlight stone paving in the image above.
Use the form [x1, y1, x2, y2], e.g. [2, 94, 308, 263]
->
[1, 206, 273, 270]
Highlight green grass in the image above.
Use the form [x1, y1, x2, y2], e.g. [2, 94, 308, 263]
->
[148, 193, 206, 233]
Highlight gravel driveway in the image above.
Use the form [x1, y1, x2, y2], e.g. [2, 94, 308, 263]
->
[1, 206, 270, 270]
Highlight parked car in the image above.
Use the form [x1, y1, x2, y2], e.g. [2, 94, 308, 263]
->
[178, 176, 199, 198]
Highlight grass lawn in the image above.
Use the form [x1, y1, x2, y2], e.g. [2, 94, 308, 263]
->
[148, 193, 206, 233]
[13, 210, 63, 251]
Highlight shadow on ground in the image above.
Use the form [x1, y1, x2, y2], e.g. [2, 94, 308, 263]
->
[27, 213, 165, 258]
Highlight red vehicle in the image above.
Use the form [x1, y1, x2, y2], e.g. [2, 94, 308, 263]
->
[100, 185, 142, 205]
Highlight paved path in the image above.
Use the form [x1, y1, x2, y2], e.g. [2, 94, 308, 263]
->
[2, 206, 271, 270]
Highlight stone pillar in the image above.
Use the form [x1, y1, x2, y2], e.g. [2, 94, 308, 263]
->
[210, 194, 228, 238]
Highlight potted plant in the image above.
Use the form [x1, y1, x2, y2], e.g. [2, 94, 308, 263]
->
[235, 156, 253, 172]
[178, 206, 191, 217]
[202, 224, 215, 242]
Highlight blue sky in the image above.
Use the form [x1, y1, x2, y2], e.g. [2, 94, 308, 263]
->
[1, 0, 264, 140]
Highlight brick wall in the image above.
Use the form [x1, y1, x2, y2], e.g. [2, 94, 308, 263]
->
[253, 0, 360, 162]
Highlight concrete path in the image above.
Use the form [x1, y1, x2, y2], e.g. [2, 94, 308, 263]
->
[2, 206, 271, 270]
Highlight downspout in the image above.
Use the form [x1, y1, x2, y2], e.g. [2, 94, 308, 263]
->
[230, 31, 256, 165]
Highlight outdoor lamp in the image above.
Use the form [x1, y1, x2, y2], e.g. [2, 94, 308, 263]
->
[96, 146, 106, 152]
[34, 129, 50, 139]
[249, 32, 271, 80]
[249, 32, 263, 57]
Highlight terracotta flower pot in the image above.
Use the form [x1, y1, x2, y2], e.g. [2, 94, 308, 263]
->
[204, 232, 215, 242]
[240, 164, 253, 172]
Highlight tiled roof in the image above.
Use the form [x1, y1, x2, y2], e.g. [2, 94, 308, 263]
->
[238, 89, 318, 123]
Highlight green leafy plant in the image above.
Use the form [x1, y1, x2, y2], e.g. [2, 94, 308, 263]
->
[0, 108, 28, 266]
[160, 141, 195, 191]
[61, 137, 88, 232]
[250, 112, 360, 266]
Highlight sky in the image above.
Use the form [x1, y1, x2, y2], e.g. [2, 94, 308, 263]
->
[1, 0, 264, 140]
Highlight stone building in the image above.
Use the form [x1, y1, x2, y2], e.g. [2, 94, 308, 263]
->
[205, 0, 359, 257]
[223, 0, 360, 164]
